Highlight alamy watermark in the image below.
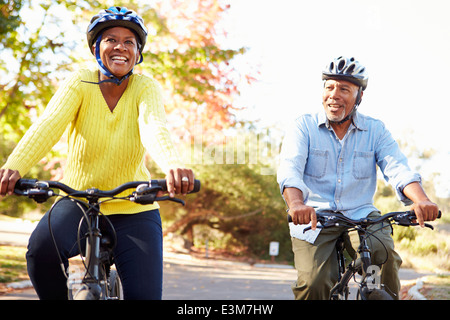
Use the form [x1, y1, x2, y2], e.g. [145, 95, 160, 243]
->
[175, 122, 282, 176]
[366, 265, 381, 290]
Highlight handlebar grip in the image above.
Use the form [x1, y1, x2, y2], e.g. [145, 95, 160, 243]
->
[410, 210, 442, 219]
[154, 179, 167, 191]
[192, 179, 201, 193]
[154, 179, 201, 193]
[14, 179, 38, 191]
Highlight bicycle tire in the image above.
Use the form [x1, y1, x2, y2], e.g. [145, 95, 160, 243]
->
[358, 287, 393, 300]
[108, 269, 124, 300]
[72, 283, 102, 300]
[366, 288, 394, 300]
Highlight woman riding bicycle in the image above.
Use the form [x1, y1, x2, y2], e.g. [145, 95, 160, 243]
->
[0, 6, 194, 300]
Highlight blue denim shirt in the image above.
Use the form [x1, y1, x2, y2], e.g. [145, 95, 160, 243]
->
[277, 111, 421, 223]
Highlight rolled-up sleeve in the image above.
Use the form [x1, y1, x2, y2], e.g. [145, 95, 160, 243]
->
[277, 118, 311, 201]
[375, 124, 421, 205]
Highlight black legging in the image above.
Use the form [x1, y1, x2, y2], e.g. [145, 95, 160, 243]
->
[26, 198, 163, 300]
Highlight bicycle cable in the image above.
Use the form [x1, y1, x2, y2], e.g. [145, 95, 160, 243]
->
[75, 197, 121, 281]
[48, 196, 91, 279]
[47, 201, 66, 278]
[357, 221, 391, 267]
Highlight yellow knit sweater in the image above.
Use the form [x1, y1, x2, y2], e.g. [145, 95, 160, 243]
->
[3, 69, 182, 214]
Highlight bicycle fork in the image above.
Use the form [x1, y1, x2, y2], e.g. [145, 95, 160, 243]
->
[329, 231, 372, 300]
[78, 207, 104, 299]
[330, 235, 357, 300]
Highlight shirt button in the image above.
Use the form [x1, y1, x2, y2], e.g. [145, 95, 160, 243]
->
[338, 179, 341, 183]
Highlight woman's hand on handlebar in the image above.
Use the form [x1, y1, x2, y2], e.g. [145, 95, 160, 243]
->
[0, 169, 21, 197]
[164, 168, 195, 197]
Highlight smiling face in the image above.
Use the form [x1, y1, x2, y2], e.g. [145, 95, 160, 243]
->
[322, 79, 361, 123]
[95, 27, 141, 78]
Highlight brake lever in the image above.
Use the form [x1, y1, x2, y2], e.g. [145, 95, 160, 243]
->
[424, 223, 434, 230]
[131, 185, 186, 205]
[302, 216, 330, 233]
[19, 188, 55, 203]
[303, 225, 323, 233]
[302, 215, 347, 233]
[394, 211, 439, 230]
[155, 196, 185, 206]
[408, 222, 435, 230]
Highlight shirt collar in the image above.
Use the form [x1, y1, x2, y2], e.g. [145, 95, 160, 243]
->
[352, 111, 368, 131]
[318, 111, 368, 131]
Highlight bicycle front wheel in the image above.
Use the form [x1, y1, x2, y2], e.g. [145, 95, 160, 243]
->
[358, 287, 393, 300]
[72, 283, 103, 300]
[108, 269, 124, 300]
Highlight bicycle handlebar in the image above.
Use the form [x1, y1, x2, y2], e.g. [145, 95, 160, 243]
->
[14, 178, 201, 205]
[287, 210, 442, 232]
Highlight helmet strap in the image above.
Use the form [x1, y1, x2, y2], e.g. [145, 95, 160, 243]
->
[82, 32, 138, 86]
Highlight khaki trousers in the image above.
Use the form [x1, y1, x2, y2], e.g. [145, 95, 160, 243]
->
[291, 211, 402, 300]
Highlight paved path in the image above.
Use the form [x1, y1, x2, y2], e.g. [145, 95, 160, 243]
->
[1, 252, 297, 300]
[162, 253, 296, 300]
[0, 250, 435, 300]
[0, 218, 297, 300]
[0, 218, 436, 300]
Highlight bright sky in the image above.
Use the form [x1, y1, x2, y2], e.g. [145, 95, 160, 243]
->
[220, 0, 450, 197]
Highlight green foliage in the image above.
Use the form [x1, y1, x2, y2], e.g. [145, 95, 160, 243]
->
[0, 0, 250, 218]
[392, 224, 417, 243]
[151, 126, 291, 260]
[0, 0, 23, 38]
[0, 135, 53, 217]
[0, 0, 70, 141]
[373, 179, 404, 214]
[157, 161, 291, 260]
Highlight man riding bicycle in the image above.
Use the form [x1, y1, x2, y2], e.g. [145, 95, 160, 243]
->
[0, 7, 194, 299]
[277, 56, 439, 300]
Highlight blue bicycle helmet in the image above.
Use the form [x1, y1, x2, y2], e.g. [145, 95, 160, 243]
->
[86, 7, 148, 85]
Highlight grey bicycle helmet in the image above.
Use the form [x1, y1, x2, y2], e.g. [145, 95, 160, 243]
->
[322, 56, 368, 124]
[322, 56, 368, 91]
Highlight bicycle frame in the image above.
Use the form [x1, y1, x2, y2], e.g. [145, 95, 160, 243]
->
[69, 200, 118, 300]
[79, 203, 105, 299]
[330, 229, 374, 300]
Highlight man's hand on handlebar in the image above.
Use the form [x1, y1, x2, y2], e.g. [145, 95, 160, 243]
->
[288, 201, 318, 230]
[0, 169, 21, 197]
[411, 200, 440, 228]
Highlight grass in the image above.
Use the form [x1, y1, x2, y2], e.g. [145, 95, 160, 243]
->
[420, 275, 450, 300]
[393, 223, 450, 272]
[0, 246, 28, 283]
[401, 274, 450, 300]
